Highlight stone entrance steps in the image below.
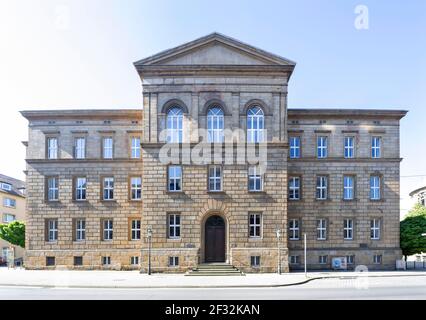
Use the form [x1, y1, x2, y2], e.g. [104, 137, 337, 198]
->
[186, 263, 245, 276]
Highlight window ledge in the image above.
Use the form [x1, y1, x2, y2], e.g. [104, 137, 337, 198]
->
[248, 190, 266, 194]
[207, 191, 226, 194]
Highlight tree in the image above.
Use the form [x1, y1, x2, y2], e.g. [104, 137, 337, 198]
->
[0, 221, 25, 248]
[400, 204, 426, 259]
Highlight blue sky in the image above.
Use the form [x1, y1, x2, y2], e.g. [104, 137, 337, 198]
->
[0, 0, 425, 216]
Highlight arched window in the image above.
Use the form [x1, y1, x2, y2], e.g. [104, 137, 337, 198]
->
[247, 106, 264, 143]
[207, 106, 224, 142]
[166, 107, 183, 143]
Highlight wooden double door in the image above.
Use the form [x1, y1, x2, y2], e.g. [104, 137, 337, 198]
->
[204, 215, 226, 263]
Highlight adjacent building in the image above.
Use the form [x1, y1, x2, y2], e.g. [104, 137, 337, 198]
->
[409, 186, 426, 207]
[21, 33, 407, 272]
[0, 174, 26, 264]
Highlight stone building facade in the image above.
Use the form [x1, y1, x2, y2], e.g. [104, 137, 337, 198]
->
[21, 33, 406, 272]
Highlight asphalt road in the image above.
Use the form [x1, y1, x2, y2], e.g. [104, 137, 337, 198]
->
[0, 276, 425, 300]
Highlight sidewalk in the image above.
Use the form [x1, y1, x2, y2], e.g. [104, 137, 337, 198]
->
[0, 268, 424, 288]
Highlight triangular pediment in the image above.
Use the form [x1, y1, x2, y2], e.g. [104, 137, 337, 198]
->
[134, 33, 296, 66]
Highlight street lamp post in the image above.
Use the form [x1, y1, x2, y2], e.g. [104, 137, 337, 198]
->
[276, 228, 281, 275]
[147, 226, 152, 275]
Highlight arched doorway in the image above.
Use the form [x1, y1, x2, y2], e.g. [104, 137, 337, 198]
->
[204, 215, 226, 262]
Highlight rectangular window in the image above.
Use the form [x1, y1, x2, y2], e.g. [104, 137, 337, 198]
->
[47, 137, 58, 159]
[74, 256, 83, 266]
[131, 137, 141, 159]
[289, 219, 300, 240]
[317, 136, 328, 158]
[316, 219, 327, 240]
[75, 219, 86, 241]
[371, 136, 381, 158]
[168, 214, 181, 239]
[103, 177, 114, 200]
[46, 176, 59, 201]
[319, 255, 328, 264]
[343, 219, 353, 240]
[373, 255, 382, 264]
[46, 257, 55, 266]
[249, 213, 262, 238]
[75, 177, 87, 201]
[102, 137, 113, 159]
[344, 136, 355, 158]
[0, 183, 12, 191]
[3, 198, 16, 208]
[343, 176, 354, 200]
[103, 219, 113, 241]
[168, 166, 182, 192]
[370, 175, 381, 200]
[208, 165, 222, 192]
[316, 176, 328, 200]
[370, 219, 381, 240]
[74, 137, 86, 159]
[130, 177, 142, 200]
[131, 219, 141, 240]
[250, 256, 260, 268]
[289, 176, 300, 200]
[290, 136, 301, 159]
[130, 256, 139, 265]
[2, 214, 15, 223]
[289, 255, 300, 265]
[102, 256, 111, 266]
[46, 219, 58, 242]
[169, 256, 179, 267]
[346, 255, 355, 265]
[248, 165, 263, 192]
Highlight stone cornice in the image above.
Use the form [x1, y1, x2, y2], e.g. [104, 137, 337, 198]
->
[288, 157, 403, 163]
[288, 109, 408, 119]
[26, 158, 142, 164]
[20, 109, 143, 120]
[141, 142, 289, 148]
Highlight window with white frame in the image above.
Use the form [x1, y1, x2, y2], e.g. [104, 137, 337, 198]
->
[343, 176, 354, 200]
[207, 107, 224, 143]
[0, 183, 12, 191]
[250, 256, 260, 267]
[248, 165, 263, 192]
[343, 219, 353, 240]
[130, 256, 139, 265]
[371, 136, 381, 158]
[168, 166, 182, 192]
[169, 256, 179, 267]
[344, 136, 355, 158]
[74, 137, 86, 159]
[75, 219, 85, 241]
[316, 176, 328, 200]
[131, 137, 141, 158]
[168, 214, 181, 239]
[289, 136, 301, 159]
[3, 198, 16, 208]
[247, 106, 264, 143]
[1, 248, 9, 259]
[130, 177, 142, 200]
[47, 137, 58, 159]
[75, 177, 86, 201]
[289, 176, 300, 200]
[249, 213, 262, 238]
[289, 219, 300, 240]
[47, 219, 58, 242]
[319, 255, 328, 264]
[208, 165, 222, 192]
[167, 107, 183, 143]
[3, 213, 15, 223]
[373, 255, 382, 264]
[317, 136, 328, 158]
[131, 219, 141, 240]
[289, 255, 300, 264]
[103, 219, 113, 241]
[102, 256, 111, 265]
[370, 219, 381, 240]
[346, 255, 355, 265]
[103, 177, 114, 200]
[47, 176, 59, 201]
[102, 137, 113, 159]
[370, 175, 381, 200]
[316, 219, 327, 240]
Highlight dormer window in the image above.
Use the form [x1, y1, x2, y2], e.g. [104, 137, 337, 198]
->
[0, 183, 12, 191]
